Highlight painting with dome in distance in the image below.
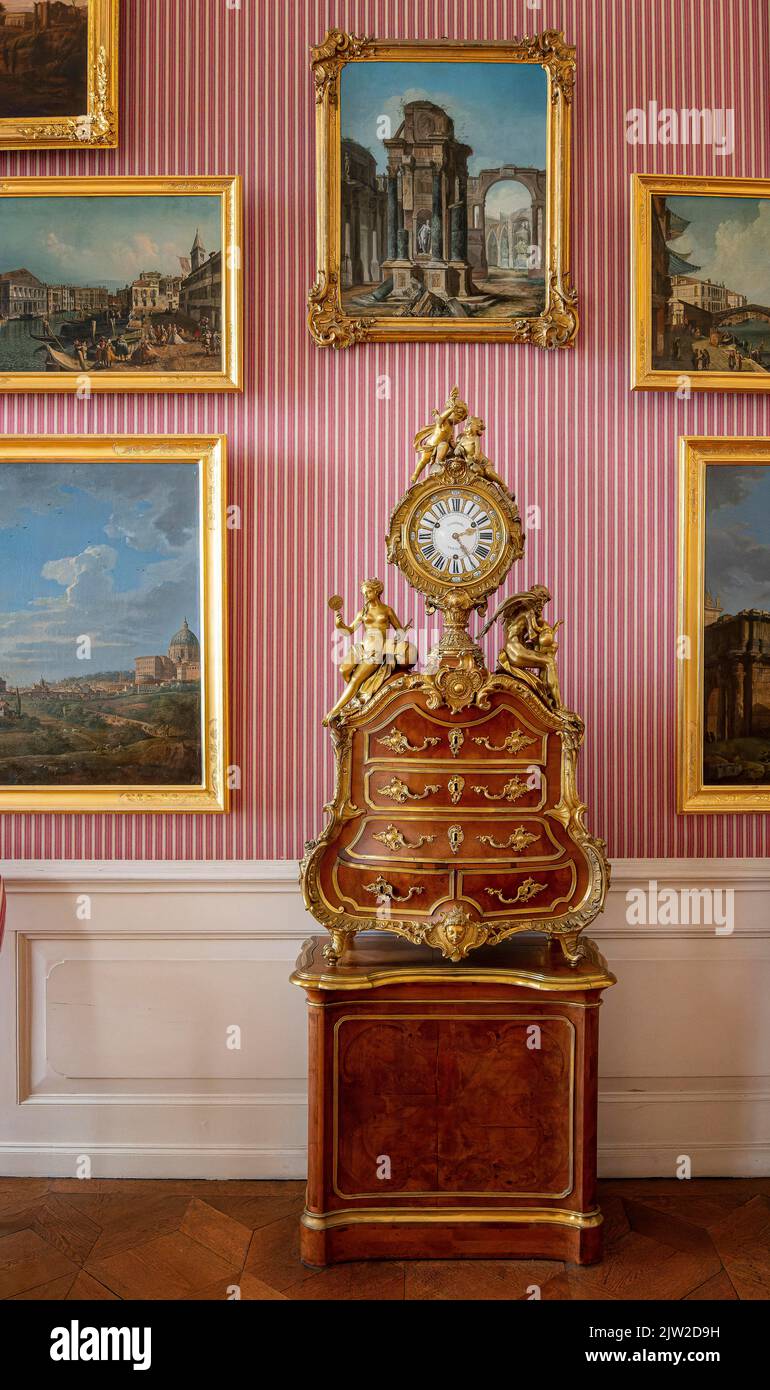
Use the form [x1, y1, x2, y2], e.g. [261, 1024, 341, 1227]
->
[0, 437, 229, 812]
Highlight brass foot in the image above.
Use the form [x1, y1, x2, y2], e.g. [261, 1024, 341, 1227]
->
[556, 931, 584, 966]
[322, 929, 347, 964]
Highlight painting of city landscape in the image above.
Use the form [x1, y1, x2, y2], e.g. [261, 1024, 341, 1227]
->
[338, 59, 548, 321]
[703, 463, 770, 787]
[649, 191, 770, 382]
[0, 1, 87, 119]
[0, 191, 227, 381]
[0, 460, 206, 792]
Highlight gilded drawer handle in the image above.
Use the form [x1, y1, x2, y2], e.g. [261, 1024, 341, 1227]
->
[486, 877, 546, 905]
[379, 776, 440, 804]
[448, 774, 465, 804]
[377, 727, 440, 755]
[447, 824, 464, 854]
[373, 825, 436, 852]
[365, 876, 424, 903]
[478, 827, 539, 851]
[472, 729, 537, 755]
[448, 729, 465, 756]
[472, 777, 528, 802]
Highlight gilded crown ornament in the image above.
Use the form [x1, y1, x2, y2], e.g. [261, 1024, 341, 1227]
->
[301, 388, 609, 966]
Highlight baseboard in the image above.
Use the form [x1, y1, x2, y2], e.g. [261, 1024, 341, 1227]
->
[0, 857, 767, 1179]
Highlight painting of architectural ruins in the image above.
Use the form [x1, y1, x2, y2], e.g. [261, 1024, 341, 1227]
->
[0, 194, 225, 375]
[703, 463, 770, 786]
[339, 60, 548, 320]
[650, 193, 770, 379]
[0, 460, 205, 789]
[0, 1, 88, 119]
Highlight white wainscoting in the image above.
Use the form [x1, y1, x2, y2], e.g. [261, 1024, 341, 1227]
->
[0, 858, 768, 1179]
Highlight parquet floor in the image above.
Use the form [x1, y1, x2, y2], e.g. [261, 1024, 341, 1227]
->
[0, 1178, 768, 1301]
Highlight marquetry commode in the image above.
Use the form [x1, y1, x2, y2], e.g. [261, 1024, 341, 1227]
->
[292, 933, 615, 1266]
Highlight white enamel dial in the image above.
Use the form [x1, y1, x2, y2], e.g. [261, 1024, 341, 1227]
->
[411, 489, 504, 582]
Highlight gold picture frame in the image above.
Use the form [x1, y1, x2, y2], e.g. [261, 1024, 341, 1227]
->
[308, 28, 577, 349]
[0, 436, 229, 813]
[633, 173, 770, 393]
[0, 0, 119, 152]
[0, 176, 242, 393]
[678, 435, 770, 813]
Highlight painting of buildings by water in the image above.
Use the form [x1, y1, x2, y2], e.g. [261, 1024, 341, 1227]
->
[0, 1, 87, 119]
[0, 194, 225, 376]
[339, 60, 548, 321]
[703, 464, 770, 787]
[651, 194, 770, 379]
[0, 461, 205, 789]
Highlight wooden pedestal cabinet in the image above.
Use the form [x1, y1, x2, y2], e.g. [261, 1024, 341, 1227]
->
[291, 933, 615, 1266]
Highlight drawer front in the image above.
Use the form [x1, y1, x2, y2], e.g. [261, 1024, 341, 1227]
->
[459, 863, 578, 918]
[366, 708, 548, 766]
[366, 766, 547, 812]
[332, 860, 451, 917]
[345, 815, 568, 864]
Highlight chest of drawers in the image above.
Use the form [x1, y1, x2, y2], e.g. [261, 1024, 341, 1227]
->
[301, 663, 609, 965]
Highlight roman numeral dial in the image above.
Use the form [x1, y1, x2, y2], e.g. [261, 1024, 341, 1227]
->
[411, 488, 504, 583]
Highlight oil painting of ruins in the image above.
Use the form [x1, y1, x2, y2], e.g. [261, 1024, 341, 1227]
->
[0, 454, 216, 807]
[338, 59, 548, 323]
[703, 463, 770, 787]
[0, 1, 87, 119]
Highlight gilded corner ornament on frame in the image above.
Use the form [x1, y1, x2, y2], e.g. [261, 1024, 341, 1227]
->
[0, 436, 229, 814]
[308, 29, 577, 349]
[0, 0, 119, 152]
[678, 436, 770, 813]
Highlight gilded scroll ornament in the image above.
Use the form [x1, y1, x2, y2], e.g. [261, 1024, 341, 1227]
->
[373, 825, 436, 852]
[379, 776, 440, 804]
[447, 824, 465, 854]
[486, 878, 547, 905]
[472, 729, 536, 754]
[472, 777, 529, 803]
[377, 728, 440, 755]
[478, 828, 539, 852]
[364, 876, 424, 903]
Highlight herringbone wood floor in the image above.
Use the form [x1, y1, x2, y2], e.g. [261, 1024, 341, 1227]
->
[0, 1179, 768, 1301]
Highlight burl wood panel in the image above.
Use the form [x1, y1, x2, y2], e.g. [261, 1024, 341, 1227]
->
[335, 1016, 573, 1199]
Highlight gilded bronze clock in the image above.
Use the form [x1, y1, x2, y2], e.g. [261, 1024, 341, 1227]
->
[301, 387, 609, 967]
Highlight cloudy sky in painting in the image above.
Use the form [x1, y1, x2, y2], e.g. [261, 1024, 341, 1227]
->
[0, 463, 201, 684]
[0, 197, 221, 290]
[705, 465, 770, 615]
[341, 61, 547, 175]
[667, 195, 770, 305]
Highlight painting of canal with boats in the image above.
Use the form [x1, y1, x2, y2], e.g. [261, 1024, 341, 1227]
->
[0, 194, 225, 377]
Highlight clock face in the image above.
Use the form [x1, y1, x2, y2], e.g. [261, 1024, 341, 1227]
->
[409, 488, 506, 585]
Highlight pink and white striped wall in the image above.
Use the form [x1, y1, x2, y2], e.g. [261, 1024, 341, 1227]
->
[0, 0, 768, 862]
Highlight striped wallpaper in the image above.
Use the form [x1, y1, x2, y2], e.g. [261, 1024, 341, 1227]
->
[0, 0, 769, 862]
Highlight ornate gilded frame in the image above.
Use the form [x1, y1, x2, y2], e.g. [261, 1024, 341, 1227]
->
[0, 436, 229, 813]
[0, 176, 242, 393]
[0, 0, 119, 152]
[633, 173, 770, 394]
[309, 28, 577, 349]
[678, 436, 770, 813]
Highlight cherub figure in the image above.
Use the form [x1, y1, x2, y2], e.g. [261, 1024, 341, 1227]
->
[411, 385, 468, 483]
[479, 584, 563, 707]
[452, 415, 507, 487]
[324, 579, 417, 724]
